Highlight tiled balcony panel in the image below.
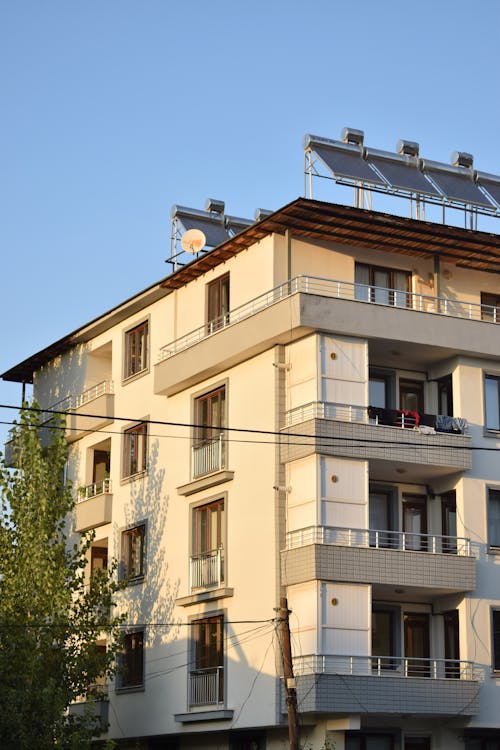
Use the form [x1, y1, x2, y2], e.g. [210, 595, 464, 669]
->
[75, 493, 113, 533]
[280, 417, 472, 471]
[290, 672, 479, 717]
[281, 542, 475, 592]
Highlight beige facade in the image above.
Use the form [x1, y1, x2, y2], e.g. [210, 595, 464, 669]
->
[4, 196, 500, 750]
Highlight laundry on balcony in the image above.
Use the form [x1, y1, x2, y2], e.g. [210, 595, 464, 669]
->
[367, 406, 467, 434]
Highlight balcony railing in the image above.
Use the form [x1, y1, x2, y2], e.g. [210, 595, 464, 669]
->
[158, 274, 499, 361]
[285, 525, 472, 556]
[190, 548, 224, 591]
[285, 400, 467, 435]
[41, 381, 114, 422]
[192, 435, 225, 478]
[77, 478, 112, 503]
[189, 667, 224, 707]
[293, 654, 479, 681]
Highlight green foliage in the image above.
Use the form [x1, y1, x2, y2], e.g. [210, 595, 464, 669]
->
[0, 405, 126, 749]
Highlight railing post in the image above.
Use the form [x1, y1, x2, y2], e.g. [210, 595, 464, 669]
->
[402, 533, 406, 551]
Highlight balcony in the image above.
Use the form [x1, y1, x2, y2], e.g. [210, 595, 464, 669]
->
[3, 434, 16, 468]
[155, 276, 500, 396]
[192, 435, 225, 479]
[281, 401, 472, 479]
[39, 381, 114, 444]
[188, 667, 224, 707]
[290, 654, 480, 716]
[190, 548, 224, 592]
[75, 479, 113, 533]
[69, 686, 109, 728]
[282, 525, 476, 593]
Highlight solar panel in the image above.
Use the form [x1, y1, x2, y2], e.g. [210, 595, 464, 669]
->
[422, 160, 494, 208]
[225, 215, 254, 236]
[365, 148, 441, 197]
[308, 138, 385, 185]
[172, 206, 231, 247]
[475, 171, 500, 209]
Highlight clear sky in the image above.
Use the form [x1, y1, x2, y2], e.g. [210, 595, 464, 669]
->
[1, 0, 499, 444]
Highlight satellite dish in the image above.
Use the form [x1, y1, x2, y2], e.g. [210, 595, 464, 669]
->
[181, 228, 206, 254]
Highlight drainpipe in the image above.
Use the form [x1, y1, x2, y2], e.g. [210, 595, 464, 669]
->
[286, 229, 292, 294]
[433, 255, 441, 312]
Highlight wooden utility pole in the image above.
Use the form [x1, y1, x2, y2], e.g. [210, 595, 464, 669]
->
[278, 596, 300, 750]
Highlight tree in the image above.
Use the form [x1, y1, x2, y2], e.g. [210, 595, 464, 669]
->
[0, 406, 125, 749]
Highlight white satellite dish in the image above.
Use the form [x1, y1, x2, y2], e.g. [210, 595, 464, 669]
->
[181, 228, 206, 254]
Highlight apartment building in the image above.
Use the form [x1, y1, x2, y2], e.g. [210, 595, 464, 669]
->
[3, 133, 500, 750]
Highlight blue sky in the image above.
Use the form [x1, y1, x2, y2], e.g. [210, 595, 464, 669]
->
[1, 0, 499, 443]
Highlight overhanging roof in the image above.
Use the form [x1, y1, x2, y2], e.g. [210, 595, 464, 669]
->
[4, 197, 500, 383]
[161, 196, 500, 290]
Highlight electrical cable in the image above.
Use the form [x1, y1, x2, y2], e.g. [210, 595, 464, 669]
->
[1, 404, 494, 451]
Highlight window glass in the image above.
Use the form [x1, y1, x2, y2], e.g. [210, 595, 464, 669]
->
[207, 274, 230, 332]
[193, 388, 226, 477]
[355, 263, 410, 308]
[120, 631, 144, 688]
[123, 422, 147, 477]
[481, 293, 500, 323]
[125, 321, 148, 378]
[190, 615, 224, 705]
[122, 524, 146, 580]
[488, 490, 500, 548]
[492, 610, 500, 671]
[485, 375, 500, 430]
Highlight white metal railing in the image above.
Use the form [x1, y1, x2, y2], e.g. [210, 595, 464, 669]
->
[285, 525, 472, 556]
[286, 401, 368, 427]
[189, 667, 224, 706]
[192, 434, 225, 478]
[285, 400, 467, 435]
[190, 548, 224, 591]
[76, 478, 112, 503]
[293, 654, 478, 681]
[41, 381, 114, 422]
[158, 275, 499, 361]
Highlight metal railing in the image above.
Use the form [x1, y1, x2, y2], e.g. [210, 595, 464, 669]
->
[285, 400, 467, 435]
[286, 401, 368, 427]
[76, 478, 112, 503]
[41, 381, 114, 422]
[190, 548, 224, 591]
[189, 667, 224, 706]
[293, 654, 478, 681]
[285, 525, 472, 556]
[192, 434, 225, 478]
[158, 274, 499, 361]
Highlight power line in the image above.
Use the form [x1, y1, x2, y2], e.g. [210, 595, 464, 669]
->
[0, 403, 490, 451]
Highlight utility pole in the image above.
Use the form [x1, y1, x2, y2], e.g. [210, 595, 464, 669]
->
[278, 596, 300, 750]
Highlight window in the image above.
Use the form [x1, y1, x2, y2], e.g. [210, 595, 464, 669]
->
[492, 610, 500, 671]
[193, 387, 226, 477]
[346, 732, 395, 750]
[190, 615, 224, 706]
[230, 733, 266, 750]
[355, 263, 411, 308]
[122, 524, 146, 581]
[399, 380, 424, 413]
[484, 374, 500, 431]
[207, 274, 230, 333]
[123, 422, 147, 477]
[488, 489, 500, 549]
[402, 494, 427, 551]
[481, 293, 500, 323]
[125, 321, 148, 379]
[119, 631, 144, 689]
[191, 499, 225, 589]
[438, 374, 453, 416]
[441, 491, 457, 553]
[444, 609, 460, 678]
